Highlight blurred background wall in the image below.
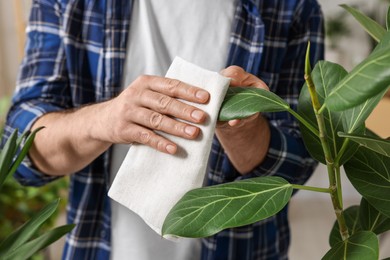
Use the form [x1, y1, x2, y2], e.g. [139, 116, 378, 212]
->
[0, 0, 389, 259]
[1, 0, 389, 105]
[0, 0, 30, 98]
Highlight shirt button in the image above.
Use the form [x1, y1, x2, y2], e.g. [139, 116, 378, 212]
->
[100, 229, 106, 238]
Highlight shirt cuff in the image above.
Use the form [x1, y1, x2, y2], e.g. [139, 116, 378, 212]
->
[6, 100, 63, 186]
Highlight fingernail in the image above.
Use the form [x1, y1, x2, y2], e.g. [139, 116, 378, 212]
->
[191, 110, 204, 121]
[196, 90, 209, 101]
[166, 144, 176, 154]
[184, 125, 197, 136]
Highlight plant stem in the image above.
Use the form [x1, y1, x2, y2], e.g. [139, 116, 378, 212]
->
[304, 47, 349, 241]
[291, 184, 330, 193]
[318, 104, 326, 114]
[335, 167, 343, 209]
[288, 109, 319, 137]
[334, 138, 350, 166]
[316, 100, 349, 241]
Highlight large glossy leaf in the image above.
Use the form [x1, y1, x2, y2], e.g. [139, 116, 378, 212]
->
[342, 93, 384, 136]
[1, 224, 75, 260]
[339, 132, 390, 157]
[325, 44, 390, 111]
[219, 87, 290, 121]
[345, 147, 390, 218]
[329, 205, 361, 247]
[322, 231, 379, 260]
[0, 199, 60, 255]
[162, 176, 292, 238]
[338, 32, 390, 134]
[360, 198, 390, 235]
[341, 5, 386, 42]
[340, 35, 390, 133]
[298, 61, 360, 165]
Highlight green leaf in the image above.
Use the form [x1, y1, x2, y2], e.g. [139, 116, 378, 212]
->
[8, 127, 44, 178]
[373, 31, 390, 54]
[341, 4, 386, 42]
[325, 44, 390, 112]
[360, 198, 390, 235]
[338, 132, 390, 157]
[0, 130, 18, 188]
[162, 176, 292, 238]
[1, 224, 75, 260]
[338, 32, 390, 131]
[329, 205, 361, 247]
[345, 147, 390, 218]
[298, 61, 360, 165]
[322, 231, 378, 260]
[219, 87, 290, 121]
[0, 199, 60, 255]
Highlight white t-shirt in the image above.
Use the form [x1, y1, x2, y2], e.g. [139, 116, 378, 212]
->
[110, 1, 235, 259]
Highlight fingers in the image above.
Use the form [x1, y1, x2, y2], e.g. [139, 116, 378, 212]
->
[217, 114, 259, 129]
[137, 90, 207, 124]
[107, 75, 210, 155]
[220, 66, 269, 90]
[136, 75, 210, 104]
[131, 107, 200, 139]
[126, 124, 178, 154]
[219, 66, 267, 126]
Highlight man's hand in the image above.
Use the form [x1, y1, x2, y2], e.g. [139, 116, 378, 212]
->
[216, 66, 271, 175]
[30, 75, 210, 175]
[93, 75, 210, 154]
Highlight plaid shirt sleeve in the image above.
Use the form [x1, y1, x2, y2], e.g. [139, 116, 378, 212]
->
[2, 0, 70, 186]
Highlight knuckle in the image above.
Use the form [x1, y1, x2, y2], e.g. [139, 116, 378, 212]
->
[182, 106, 192, 117]
[174, 122, 184, 133]
[123, 86, 141, 101]
[135, 130, 151, 144]
[223, 65, 245, 77]
[117, 101, 131, 115]
[165, 78, 181, 93]
[128, 87, 139, 96]
[136, 74, 151, 84]
[156, 139, 165, 151]
[150, 112, 163, 129]
[186, 86, 197, 97]
[229, 65, 245, 73]
[158, 95, 172, 111]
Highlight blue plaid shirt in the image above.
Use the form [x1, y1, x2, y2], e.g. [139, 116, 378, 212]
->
[4, 0, 324, 259]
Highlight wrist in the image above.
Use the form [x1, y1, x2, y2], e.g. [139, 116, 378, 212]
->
[84, 101, 113, 145]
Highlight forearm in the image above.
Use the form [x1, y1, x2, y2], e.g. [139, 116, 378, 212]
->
[216, 114, 270, 175]
[30, 102, 111, 176]
[29, 76, 210, 176]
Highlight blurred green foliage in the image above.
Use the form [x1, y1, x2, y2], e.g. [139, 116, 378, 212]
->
[0, 177, 68, 241]
[0, 96, 69, 259]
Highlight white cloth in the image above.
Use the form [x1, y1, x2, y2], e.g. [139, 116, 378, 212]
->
[108, 56, 230, 236]
[109, 0, 234, 258]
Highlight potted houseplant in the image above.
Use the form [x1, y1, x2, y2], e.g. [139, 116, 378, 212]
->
[163, 5, 390, 259]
